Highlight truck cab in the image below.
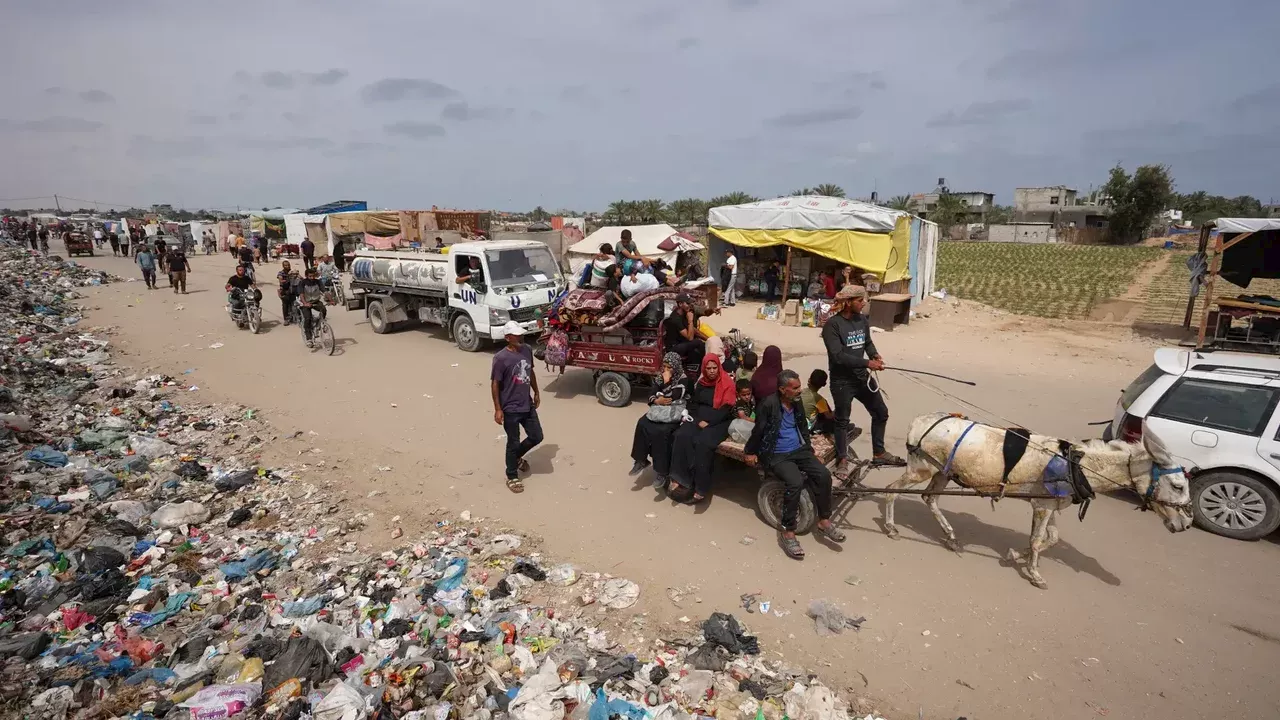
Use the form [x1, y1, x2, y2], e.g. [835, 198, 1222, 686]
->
[349, 240, 564, 352]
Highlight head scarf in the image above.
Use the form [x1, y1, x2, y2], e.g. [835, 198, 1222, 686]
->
[750, 345, 784, 403]
[698, 354, 736, 409]
[662, 351, 683, 376]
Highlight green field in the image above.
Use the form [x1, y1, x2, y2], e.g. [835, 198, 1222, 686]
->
[935, 242, 1162, 319]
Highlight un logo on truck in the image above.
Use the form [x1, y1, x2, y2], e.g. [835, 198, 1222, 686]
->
[510, 295, 522, 309]
[461, 287, 478, 304]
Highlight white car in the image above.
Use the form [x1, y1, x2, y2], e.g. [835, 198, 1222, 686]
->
[1105, 348, 1280, 540]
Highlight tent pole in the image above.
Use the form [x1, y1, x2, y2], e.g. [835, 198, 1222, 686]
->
[780, 246, 793, 321]
[1184, 225, 1210, 328]
[1196, 232, 1223, 347]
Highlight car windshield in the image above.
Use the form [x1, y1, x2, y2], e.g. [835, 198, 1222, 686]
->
[485, 246, 560, 287]
[1121, 363, 1167, 409]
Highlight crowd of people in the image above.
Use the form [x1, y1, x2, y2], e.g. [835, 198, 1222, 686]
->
[628, 283, 900, 560]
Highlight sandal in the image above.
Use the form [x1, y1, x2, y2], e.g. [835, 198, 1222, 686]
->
[814, 522, 846, 543]
[517, 458, 530, 474]
[667, 483, 693, 502]
[779, 533, 805, 560]
[506, 477, 525, 493]
[679, 493, 706, 506]
[873, 452, 906, 467]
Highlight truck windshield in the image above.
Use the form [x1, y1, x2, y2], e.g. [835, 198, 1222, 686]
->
[485, 247, 560, 288]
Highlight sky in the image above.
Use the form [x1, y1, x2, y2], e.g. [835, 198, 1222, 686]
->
[2, 0, 1278, 213]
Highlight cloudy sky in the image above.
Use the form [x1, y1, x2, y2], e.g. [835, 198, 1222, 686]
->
[2, 0, 1277, 212]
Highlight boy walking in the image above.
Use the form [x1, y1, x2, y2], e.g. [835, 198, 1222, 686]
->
[491, 321, 543, 493]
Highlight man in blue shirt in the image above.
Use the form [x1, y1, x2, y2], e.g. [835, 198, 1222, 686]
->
[745, 369, 844, 559]
[135, 246, 157, 289]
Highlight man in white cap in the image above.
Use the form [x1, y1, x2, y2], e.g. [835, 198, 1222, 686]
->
[491, 320, 543, 492]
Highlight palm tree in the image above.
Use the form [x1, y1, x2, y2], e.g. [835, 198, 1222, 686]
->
[791, 187, 815, 196]
[710, 191, 759, 208]
[638, 199, 665, 223]
[887, 195, 914, 211]
[813, 183, 846, 198]
[930, 192, 967, 238]
[605, 200, 628, 225]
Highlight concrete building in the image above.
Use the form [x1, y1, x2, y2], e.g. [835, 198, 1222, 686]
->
[1014, 186, 1078, 212]
[1013, 185, 1109, 227]
[909, 190, 995, 224]
[988, 222, 1055, 244]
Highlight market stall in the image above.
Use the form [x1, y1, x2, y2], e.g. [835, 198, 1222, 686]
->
[706, 196, 939, 320]
[1186, 218, 1280, 353]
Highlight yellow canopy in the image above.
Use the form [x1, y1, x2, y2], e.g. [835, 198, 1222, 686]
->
[710, 215, 911, 283]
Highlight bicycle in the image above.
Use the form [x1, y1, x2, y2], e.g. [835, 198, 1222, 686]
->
[296, 300, 336, 354]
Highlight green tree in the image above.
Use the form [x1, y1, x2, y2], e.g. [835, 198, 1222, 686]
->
[986, 204, 1013, 224]
[929, 192, 967, 239]
[791, 187, 815, 196]
[637, 199, 665, 223]
[709, 191, 759, 208]
[1102, 163, 1174, 244]
[887, 195, 914, 211]
[530, 206, 550, 221]
[605, 200, 628, 225]
[666, 198, 708, 226]
[813, 183, 846, 198]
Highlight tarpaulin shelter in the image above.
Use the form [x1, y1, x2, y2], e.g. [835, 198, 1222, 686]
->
[565, 224, 703, 277]
[1189, 217, 1280, 348]
[707, 196, 938, 305]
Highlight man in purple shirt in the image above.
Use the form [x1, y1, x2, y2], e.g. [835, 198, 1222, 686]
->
[491, 321, 542, 492]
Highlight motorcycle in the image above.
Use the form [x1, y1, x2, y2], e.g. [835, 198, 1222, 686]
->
[228, 289, 263, 334]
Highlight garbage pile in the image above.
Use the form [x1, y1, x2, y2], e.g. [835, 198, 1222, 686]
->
[0, 243, 888, 720]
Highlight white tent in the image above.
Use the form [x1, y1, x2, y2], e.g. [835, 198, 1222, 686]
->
[565, 224, 702, 276]
[708, 195, 905, 233]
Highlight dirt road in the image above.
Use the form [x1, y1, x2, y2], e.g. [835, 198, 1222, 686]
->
[78, 251, 1280, 720]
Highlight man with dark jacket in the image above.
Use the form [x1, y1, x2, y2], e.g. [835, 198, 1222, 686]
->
[166, 246, 191, 294]
[745, 369, 845, 559]
[822, 284, 900, 477]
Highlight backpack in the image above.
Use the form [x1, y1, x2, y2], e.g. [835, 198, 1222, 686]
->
[544, 329, 568, 369]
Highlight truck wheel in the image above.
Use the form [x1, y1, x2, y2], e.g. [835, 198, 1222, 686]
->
[595, 371, 632, 407]
[1191, 472, 1280, 540]
[453, 314, 482, 352]
[368, 300, 391, 334]
[758, 479, 816, 534]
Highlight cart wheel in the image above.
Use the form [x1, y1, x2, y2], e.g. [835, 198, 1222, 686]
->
[595, 371, 632, 407]
[757, 479, 817, 534]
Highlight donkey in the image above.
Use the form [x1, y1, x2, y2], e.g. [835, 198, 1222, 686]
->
[880, 413, 1193, 589]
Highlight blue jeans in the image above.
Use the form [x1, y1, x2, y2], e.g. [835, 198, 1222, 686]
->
[503, 410, 544, 480]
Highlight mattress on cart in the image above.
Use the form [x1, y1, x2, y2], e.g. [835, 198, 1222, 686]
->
[716, 433, 837, 465]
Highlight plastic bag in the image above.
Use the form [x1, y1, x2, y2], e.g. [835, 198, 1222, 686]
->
[282, 596, 326, 617]
[76, 546, 126, 574]
[215, 469, 258, 492]
[24, 446, 68, 467]
[806, 599, 864, 637]
[701, 613, 759, 654]
[599, 578, 639, 609]
[488, 534, 522, 555]
[219, 549, 277, 580]
[729, 418, 754, 444]
[547, 564, 578, 587]
[179, 684, 263, 720]
[434, 558, 468, 591]
[177, 460, 209, 479]
[587, 687, 646, 720]
[313, 682, 367, 720]
[263, 636, 332, 690]
[129, 434, 174, 459]
[151, 501, 210, 528]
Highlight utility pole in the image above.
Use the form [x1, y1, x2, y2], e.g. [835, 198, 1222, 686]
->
[53, 194, 62, 213]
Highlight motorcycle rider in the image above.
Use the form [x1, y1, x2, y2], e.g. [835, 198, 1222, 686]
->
[296, 267, 327, 347]
[226, 264, 260, 317]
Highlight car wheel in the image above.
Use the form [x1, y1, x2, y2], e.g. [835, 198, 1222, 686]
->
[1191, 472, 1280, 540]
[368, 300, 390, 334]
[453, 314, 482, 352]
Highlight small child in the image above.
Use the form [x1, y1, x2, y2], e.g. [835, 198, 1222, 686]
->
[734, 379, 755, 421]
[735, 350, 758, 382]
[801, 369, 841, 436]
[729, 379, 756, 443]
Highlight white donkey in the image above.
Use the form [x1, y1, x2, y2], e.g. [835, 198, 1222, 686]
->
[881, 413, 1193, 589]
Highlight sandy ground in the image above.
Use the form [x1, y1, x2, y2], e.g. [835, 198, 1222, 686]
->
[72, 249, 1280, 720]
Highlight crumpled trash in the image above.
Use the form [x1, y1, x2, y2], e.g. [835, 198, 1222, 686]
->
[313, 682, 367, 720]
[214, 468, 258, 492]
[76, 545, 127, 574]
[0, 632, 51, 660]
[435, 557, 468, 590]
[547, 564, 578, 586]
[489, 534, 522, 555]
[599, 578, 640, 609]
[30, 687, 75, 720]
[264, 636, 332, 691]
[282, 596, 326, 617]
[128, 434, 174, 459]
[24, 446, 68, 467]
[806, 599, 865, 637]
[588, 687, 646, 720]
[178, 683, 263, 720]
[702, 612, 760, 654]
[176, 459, 209, 479]
[218, 549, 276, 580]
[151, 501, 210, 528]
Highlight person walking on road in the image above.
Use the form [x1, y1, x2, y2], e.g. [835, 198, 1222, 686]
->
[721, 246, 739, 306]
[136, 246, 157, 289]
[744, 369, 845, 560]
[301, 236, 316, 271]
[166, 245, 191, 294]
[822, 284, 901, 478]
[491, 321, 542, 493]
